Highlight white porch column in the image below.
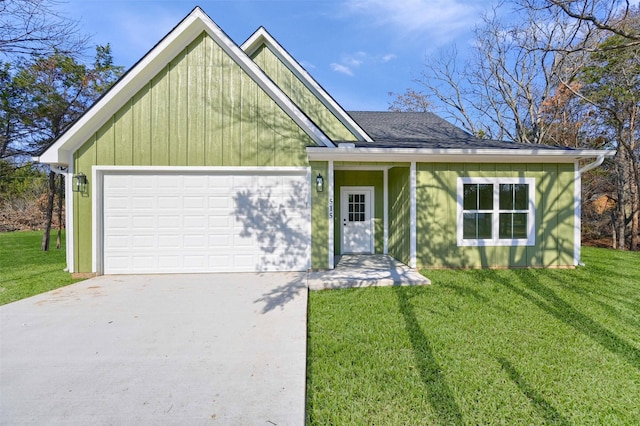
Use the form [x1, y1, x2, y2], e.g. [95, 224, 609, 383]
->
[383, 167, 389, 254]
[328, 160, 335, 269]
[410, 161, 417, 268]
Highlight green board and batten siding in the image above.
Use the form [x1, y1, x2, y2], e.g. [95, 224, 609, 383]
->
[416, 163, 576, 268]
[249, 45, 357, 142]
[310, 161, 329, 269]
[388, 167, 411, 265]
[73, 32, 323, 272]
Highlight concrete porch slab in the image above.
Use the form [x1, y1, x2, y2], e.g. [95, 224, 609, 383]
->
[307, 255, 431, 290]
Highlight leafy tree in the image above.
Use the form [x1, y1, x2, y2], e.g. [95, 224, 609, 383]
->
[7, 45, 123, 249]
[578, 28, 640, 249]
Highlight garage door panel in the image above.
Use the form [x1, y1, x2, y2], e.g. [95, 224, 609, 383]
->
[132, 196, 154, 210]
[103, 172, 310, 274]
[158, 235, 180, 248]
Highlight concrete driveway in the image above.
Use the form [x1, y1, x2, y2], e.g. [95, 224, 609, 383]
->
[0, 273, 308, 425]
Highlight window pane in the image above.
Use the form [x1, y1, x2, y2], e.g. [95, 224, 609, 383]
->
[349, 194, 353, 202]
[463, 184, 477, 210]
[514, 184, 528, 210]
[463, 212, 477, 239]
[477, 213, 492, 238]
[512, 213, 527, 238]
[499, 184, 514, 210]
[499, 213, 528, 239]
[478, 184, 493, 210]
[499, 213, 513, 239]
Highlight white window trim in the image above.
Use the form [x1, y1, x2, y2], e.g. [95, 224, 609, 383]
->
[456, 177, 536, 247]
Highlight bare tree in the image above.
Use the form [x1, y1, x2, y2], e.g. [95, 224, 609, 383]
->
[388, 88, 432, 112]
[520, 0, 640, 50]
[0, 0, 86, 57]
[407, 5, 591, 144]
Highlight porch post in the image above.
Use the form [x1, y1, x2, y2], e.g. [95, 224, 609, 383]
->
[410, 161, 417, 268]
[574, 162, 581, 266]
[328, 160, 335, 269]
[383, 168, 388, 254]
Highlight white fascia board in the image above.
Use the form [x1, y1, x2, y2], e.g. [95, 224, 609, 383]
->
[39, 8, 332, 166]
[241, 27, 373, 143]
[307, 147, 616, 163]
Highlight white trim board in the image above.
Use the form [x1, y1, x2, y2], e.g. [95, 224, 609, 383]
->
[307, 147, 616, 163]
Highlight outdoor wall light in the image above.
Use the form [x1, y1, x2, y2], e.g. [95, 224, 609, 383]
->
[72, 173, 87, 193]
[316, 173, 324, 192]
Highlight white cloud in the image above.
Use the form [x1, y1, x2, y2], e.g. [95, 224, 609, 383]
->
[300, 60, 317, 70]
[330, 51, 397, 76]
[341, 0, 486, 45]
[381, 53, 397, 62]
[330, 63, 355, 76]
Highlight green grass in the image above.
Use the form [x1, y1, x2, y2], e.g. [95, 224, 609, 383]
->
[0, 230, 82, 305]
[307, 247, 640, 425]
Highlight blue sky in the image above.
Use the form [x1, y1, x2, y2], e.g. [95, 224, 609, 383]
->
[58, 0, 496, 111]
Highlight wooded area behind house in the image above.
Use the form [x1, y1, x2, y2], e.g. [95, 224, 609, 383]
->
[0, 0, 123, 249]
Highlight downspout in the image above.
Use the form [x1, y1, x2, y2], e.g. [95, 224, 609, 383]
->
[575, 155, 605, 267]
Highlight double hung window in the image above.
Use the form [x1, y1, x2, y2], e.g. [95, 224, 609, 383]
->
[457, 177, 535, 246]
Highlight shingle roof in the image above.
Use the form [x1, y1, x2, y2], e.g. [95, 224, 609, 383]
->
[345, 111, 567, 150]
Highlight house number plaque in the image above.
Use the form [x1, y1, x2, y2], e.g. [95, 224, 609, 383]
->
[328, 197, 334, 219]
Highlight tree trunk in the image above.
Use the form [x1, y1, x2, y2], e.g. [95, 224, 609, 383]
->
[615, 153, 627, 250]
[41, 170, 56, 251]
[56, 174, 64, 250]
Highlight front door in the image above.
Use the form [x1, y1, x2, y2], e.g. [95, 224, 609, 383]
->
[341, 187, 374, 254]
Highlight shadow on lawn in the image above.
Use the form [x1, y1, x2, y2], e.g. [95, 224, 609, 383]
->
[497, 357, 571, 426]
[394, 287, 464, 426]
[490, 270, 640, 371]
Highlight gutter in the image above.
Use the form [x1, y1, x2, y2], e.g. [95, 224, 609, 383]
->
[307, 146, 616, 163]
[32, 156, 69, 174]
[578, 154, 607, 174]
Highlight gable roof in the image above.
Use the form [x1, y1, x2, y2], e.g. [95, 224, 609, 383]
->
[37, 7, 334, 166]
[241, 27, 373, 143]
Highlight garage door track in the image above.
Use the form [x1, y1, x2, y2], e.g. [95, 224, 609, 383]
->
[0, 273, 308, 425]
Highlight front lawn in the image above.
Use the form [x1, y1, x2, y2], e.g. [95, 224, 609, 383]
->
[0, 231, 81, 305]
[307, 247, 640, 425]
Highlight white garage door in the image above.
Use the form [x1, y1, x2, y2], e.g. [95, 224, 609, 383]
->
[102, 171, 311, 274]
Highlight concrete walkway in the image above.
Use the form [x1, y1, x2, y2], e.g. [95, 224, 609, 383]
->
[308, 254, 430, 290]
[0, 273, 308, 425]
